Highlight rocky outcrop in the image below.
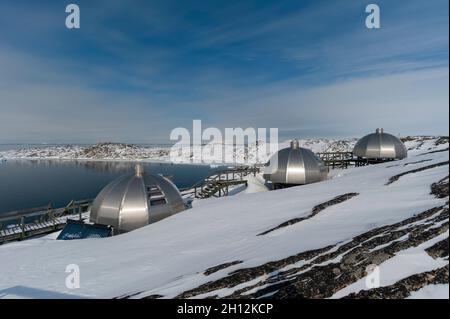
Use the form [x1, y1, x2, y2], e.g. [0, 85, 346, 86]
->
[426, 239, 449, 260]
[386, 159, 433, 168]
[431, 176, 449, 199]
[401, 136, 448, 151]
[344, 266, 448, 299]
[435, 136, 449, 146]
[77, 143, 139, 159]
[204, 261, 243, 276]
[386, 161, 449, 185]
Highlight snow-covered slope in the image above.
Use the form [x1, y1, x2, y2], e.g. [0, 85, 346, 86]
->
[0, 137, 448, 299]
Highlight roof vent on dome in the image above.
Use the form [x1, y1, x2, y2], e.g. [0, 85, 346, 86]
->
[290, 139, 300, 149]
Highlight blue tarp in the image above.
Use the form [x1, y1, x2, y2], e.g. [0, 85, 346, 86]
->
[57, 220, 112, 240]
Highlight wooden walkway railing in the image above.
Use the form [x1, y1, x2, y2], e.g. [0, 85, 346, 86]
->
[316, 152, 354, 169]
[316, 152, 376, 168]
[180, 165, 260, 199]
[0, 199, 92, 244]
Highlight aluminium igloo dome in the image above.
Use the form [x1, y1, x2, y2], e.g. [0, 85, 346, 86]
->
[90, 164, 185, 234]
[353, 128, 407, 160]
[263, 140, 328, 187]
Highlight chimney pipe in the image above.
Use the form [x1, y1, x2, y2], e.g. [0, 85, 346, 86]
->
[291, 139, 300, 149]
[135, 163, 144, 177]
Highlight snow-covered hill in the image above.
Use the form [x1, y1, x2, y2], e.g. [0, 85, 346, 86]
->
[0, 136, 442, 163]
[0, 140, 340, 164]
[0, 136, 445, 165]
[0, 136, 448, 299]
[0, 143, 172, 162]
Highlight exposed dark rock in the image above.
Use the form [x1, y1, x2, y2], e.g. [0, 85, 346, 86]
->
[400, 136, 419, 143]
[258, 193, 359, 236]
[431, 176, 449, 199]
[263, 209, 448, 299]
[344, 265, 449, 299]
[142, 294, 164, 299]
[312, 193, 359, 215]
[386, 161, 449, 185]
[401, 136, 434, 144]
[176, 244, 335, 299]
[435, 136, 449, 146]
[401, 136, 448, 152]
[426, 238, 449, 259]
[386, 159, 433, 168]
[204, 261, 243, 276]
[403, 159, 433, 166]
[402, 136, 434, 151]
[114, 291, 144, 299]
[418, 148, 450, 156]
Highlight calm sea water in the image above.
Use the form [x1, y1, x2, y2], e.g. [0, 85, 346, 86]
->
[0, 159, 223, 214]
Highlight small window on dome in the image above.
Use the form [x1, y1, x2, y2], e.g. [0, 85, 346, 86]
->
[147, 185, 167, 206]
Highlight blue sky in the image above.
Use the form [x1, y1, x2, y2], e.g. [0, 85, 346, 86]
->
[0, 0, 448, 143]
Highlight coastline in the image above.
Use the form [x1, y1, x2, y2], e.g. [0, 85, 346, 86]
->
[0, 157, 244, 167]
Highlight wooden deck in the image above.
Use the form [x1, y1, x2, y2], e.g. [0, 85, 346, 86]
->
[0, 199, 92, 244]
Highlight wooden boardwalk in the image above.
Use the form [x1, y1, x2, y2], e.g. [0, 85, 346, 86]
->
[0, 199, 92, 244]
[181, 166, 260, 199]
[316, 152, 377, 168]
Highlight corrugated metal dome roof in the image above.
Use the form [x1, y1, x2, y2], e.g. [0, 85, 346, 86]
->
[90, 164, 185, 234]
[353, 128, 407, 160]
[263, 140, 328, 185]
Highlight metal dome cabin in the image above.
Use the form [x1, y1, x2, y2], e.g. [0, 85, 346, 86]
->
[263, 140, 328, 189]
[89, 164, 185, 234]
[353, 128, 407, 161]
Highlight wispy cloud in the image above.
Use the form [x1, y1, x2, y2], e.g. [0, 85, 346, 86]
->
[0, 0, 448, 143]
